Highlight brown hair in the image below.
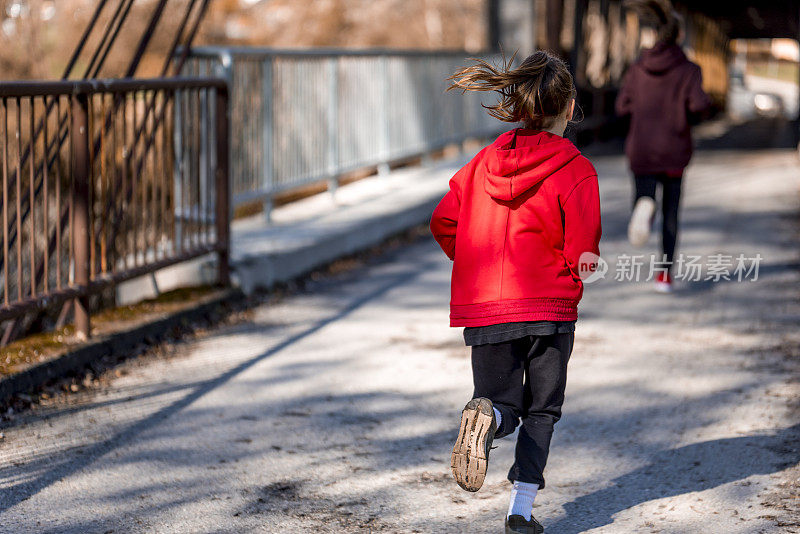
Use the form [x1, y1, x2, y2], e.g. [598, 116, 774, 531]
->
[624, 0, 681, 45]
[447, 50, 576, 131]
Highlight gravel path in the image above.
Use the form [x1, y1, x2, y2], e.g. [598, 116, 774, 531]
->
[1, 150, 798, 534]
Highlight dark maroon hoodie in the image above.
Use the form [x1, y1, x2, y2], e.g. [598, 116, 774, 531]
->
[615, 42, 711, 175]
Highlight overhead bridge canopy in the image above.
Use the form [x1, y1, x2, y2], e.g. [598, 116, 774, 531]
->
[682, 2, 800, 40]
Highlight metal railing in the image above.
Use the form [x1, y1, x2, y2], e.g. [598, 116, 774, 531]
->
[0, 77, 229, 341]
[181, 47, 504, 216]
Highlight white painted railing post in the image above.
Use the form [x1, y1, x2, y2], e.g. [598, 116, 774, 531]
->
[327, 57, 339, 199]
[377, 54, 390, 176]
[261, 57, 274, 222]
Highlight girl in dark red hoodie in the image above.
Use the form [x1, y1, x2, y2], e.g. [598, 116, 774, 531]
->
[431, 51, 601, 533]
[615, 0, 711, 292]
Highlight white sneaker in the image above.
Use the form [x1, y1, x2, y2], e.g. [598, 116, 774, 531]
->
[654, 272, 673, 293]
[628, 197, 656, 247]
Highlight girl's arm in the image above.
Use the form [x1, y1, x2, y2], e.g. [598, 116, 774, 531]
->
[430, 173, 463, 261]
[562, 175, 602, 278]
[614, 69, 635, 117]
[686, 65, 712, 124]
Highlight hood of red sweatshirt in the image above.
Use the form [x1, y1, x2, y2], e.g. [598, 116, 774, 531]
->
[639, 42, 687, 74]
[483, 129, 580, 201]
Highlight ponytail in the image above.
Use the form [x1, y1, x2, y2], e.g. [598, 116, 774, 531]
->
[448, 50, 576, 130]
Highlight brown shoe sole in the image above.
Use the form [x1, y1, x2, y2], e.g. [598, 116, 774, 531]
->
[451, 398, 494, 492]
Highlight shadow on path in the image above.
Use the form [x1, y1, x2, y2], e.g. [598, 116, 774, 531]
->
[696, 118, 799, 151]
[0, 260, 433, 514]
[547, 424, 800, 533]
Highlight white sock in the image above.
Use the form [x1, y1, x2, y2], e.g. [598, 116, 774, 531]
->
[493, 407, 502, 429]
[507, 480, 539, 520]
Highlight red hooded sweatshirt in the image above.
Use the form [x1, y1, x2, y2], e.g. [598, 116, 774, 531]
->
[430, 129, 601, 327]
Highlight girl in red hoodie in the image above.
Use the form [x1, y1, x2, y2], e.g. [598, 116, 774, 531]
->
[431, 51, 601, 533]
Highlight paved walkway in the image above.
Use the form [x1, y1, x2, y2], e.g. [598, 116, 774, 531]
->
[1, 149, 798, 533]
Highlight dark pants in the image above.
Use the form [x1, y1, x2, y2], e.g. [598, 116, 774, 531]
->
[634, 173, 683, 265]
[471, 333, 574, 488]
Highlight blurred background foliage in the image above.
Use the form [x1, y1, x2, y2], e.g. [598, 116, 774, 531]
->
[0, 0, 487, 80]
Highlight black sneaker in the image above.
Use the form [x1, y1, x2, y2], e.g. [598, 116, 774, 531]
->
[505, 514, 544, 533]
[451, 397, 497, 492]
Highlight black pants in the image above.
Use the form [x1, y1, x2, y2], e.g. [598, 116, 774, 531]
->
[634, 173, 683, 265]
[471, 333, 573, 488]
